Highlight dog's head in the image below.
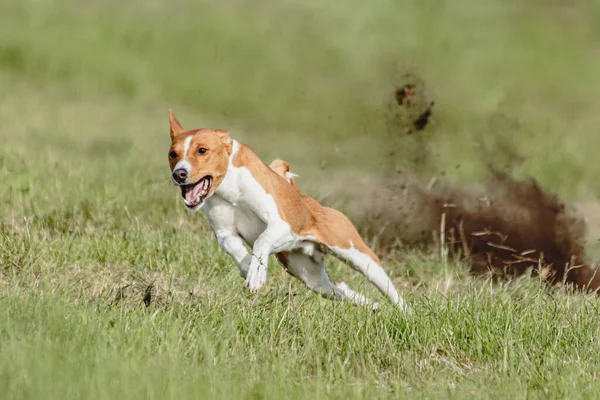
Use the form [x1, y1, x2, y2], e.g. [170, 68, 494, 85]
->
[167, 109, 233, 211]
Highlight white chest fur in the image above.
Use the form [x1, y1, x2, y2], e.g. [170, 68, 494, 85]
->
[204, 197, 266, 246]
[203, 141, 299, 253]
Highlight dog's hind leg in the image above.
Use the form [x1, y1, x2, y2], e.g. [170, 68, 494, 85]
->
[276, 251, 378, 308]
[335, 282, 379, 309]
[327, 245, 408, 311]
[307, 206, 408, 311]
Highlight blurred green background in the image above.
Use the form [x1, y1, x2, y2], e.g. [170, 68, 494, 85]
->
[2, 0, 600, 199]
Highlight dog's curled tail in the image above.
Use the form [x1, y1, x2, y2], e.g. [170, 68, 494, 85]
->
[269, 159, 299, 187]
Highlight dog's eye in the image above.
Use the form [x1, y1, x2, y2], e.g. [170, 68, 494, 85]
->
[169, 151, 177, 159]
[198, 148, 207, 154]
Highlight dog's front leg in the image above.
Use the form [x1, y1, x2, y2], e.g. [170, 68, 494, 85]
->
[204, 198, 252, 278]
[245, 223, 290, 292]
[216, 232, 252, 278]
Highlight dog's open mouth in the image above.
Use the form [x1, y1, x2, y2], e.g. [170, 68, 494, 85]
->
[181, 176, 213, 209]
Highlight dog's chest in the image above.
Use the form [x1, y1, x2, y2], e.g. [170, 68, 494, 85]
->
[204, 198, 267, 246]
[208, 166, 279, 245]
[232, 202, 266, 245]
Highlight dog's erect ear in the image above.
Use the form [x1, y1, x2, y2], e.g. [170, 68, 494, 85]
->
[215, 129, 230, 137]
[215, 129, 233, 152]
[169, 109, 185, 139]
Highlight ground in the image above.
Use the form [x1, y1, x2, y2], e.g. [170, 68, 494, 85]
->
[2, 1, 600, 399]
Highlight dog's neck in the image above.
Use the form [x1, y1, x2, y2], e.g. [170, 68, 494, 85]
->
[212, 139, 242, 204]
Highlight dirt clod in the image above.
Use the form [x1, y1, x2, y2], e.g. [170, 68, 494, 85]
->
[390, 75, 435, 135]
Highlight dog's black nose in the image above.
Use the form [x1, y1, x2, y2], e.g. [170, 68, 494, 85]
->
[172, 168, 188, 184]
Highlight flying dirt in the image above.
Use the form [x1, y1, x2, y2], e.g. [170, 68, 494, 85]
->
[349, 170, 600, 291]
[345, 76, 600, 292]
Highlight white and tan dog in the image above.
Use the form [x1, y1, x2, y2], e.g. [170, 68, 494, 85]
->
[167, 110, 407, 310]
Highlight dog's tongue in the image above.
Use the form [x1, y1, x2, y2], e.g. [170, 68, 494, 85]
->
[185, 180, 204, 203]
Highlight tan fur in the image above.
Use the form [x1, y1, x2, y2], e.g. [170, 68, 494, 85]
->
[268, 159, 380, 261]
[169, 109, 184, 138]
[167, 110, 409, 309]
[168, 111, 232, 198]
[269, 159, 298, 188]
[169, 112, 382, 261]
[268, 159, 290, 177]
[232, 145, 314, 234]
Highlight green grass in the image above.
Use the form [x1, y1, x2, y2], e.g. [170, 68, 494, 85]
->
[2, 0, 600, 398]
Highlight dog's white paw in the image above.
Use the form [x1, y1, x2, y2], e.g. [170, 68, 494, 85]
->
[245, 264, 267, 292]
[397, 300, 412, 315]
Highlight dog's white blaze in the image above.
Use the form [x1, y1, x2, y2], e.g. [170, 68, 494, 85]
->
[174, 135, 193, 174]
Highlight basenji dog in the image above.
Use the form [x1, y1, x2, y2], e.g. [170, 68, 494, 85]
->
[167, 109, 407, 310]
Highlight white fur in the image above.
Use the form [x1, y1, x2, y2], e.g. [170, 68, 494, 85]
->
[174, 136, 193, 180]
[336, 282, 378, 308]
[209, 160, 299, 291]
[198, 140, 407, 310]
[285, 171, 298, 183]
[329, 245, 408, 311]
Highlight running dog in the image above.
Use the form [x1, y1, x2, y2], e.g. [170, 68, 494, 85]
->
[167, 109, 407, 310]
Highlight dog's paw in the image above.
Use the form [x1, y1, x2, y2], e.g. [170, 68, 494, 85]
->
[245, 264, 267, 292]
[397, 299, 412, 315]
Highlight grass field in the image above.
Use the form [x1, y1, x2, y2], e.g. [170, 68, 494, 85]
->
[2, 0, 600, 398]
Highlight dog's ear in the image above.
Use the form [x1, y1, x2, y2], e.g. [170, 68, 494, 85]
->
[169, 109, 185, 138]
[215, 129, 233, 152]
